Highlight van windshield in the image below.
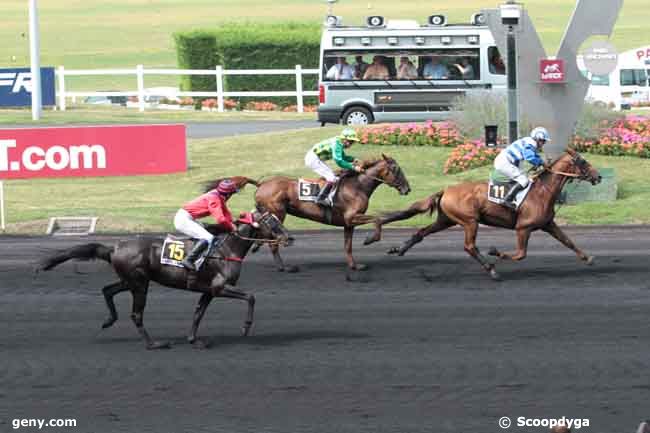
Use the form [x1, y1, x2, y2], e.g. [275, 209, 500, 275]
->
[322, 48, 480, 81]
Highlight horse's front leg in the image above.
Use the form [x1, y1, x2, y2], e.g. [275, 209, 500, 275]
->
[343, 225, 367, 271]
[188, 292, 213, 348]
[488, 228, 532, 261]
[217, 288, 256, 336]
[542, 220, 594, 265]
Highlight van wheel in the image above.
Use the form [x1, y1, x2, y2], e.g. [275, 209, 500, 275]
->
[342, 107, 373, 125]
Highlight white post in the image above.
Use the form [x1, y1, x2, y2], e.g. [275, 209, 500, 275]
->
[216, 65, 224, 113]
[0, 181, 5, 231]
[137, 64, 145, 112]
[28, 0, 42, 120]
[295, 64, 304, 113]
[57, 65, 66, 111]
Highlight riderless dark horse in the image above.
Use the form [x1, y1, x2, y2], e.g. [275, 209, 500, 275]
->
[364, 149, 601, 280]
[249, 154, 411, 272]
[37, 210, 291, 349]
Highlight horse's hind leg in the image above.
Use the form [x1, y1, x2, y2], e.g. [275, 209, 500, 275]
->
[188, 293, 213, 347]
[542, 221, 594, 265]
[462, 221, 500, 281]
[365, 196, 436, 246]
[388, 217, 454, 256]
[217, 288, 256, 337]
[129, 281, 170, 350]
[101, 281, 127, 329]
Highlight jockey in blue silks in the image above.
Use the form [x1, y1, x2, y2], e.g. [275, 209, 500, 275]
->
[493, 126, 550, 209]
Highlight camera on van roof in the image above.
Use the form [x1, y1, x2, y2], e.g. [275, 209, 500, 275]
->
[427, 14, 447, 26]
[366, 16, 385, 28]
[325, 15, 343, 27]
[471, 13, 487, 26]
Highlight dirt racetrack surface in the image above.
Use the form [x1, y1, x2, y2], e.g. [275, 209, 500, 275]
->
[1, 227, 649, 432]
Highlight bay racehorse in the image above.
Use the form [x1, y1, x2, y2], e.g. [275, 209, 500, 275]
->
[363, 148, 601, 280]
[37, 211, 291, 349]
[249, 154, 410, 272]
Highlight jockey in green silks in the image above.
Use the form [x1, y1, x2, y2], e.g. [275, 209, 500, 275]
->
[304, 128, 364, 206]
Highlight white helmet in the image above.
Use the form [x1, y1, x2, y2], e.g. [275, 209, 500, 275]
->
[530, 127, 551, 143]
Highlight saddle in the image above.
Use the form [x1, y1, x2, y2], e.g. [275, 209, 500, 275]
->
[297, 178, 339, 204]
[160, 234, 226, 269]
[487, 170, 532, 210]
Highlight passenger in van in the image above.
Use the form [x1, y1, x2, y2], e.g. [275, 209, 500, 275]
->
[353, 56, 369, 79]
[397, 57, 418, 80]
[326, 57, 355, 80]
[363, 56, 390, 80]
[423, 56, 449, 80]
[453, 58, 475, 79]
[489, 51, 506, 75]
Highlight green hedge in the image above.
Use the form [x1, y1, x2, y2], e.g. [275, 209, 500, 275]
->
[174, 23, 321, 106]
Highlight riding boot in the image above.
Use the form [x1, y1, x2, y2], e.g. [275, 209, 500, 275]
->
[503, 183, 525, 209]
[182, 239, 210, 271]
[316, 182, 335, 206]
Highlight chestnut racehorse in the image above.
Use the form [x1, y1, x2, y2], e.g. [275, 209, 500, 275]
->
[251, 154, 411, 271]
[363, 148, 601, 280]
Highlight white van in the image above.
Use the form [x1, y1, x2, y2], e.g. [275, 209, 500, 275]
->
[317, 14, 507, 125]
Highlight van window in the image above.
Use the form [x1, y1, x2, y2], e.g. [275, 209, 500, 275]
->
[322, 49, 480, 81]
[488, 46, 505, 75]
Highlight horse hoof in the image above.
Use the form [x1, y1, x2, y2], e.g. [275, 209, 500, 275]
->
[490, 269, 501, 281]
[101, 318, 116, 329]
[353, 264, 368, 271]
[147, 341, 171, 350]
[488, 246, 499, 257]
[585, 256, 595, 266]
[363, 236, 378, 246]
[242, 325, 253, 337]
[387, 247, 400, 255]
[191, 339, 209, 349]
[286, 265, 300, 273]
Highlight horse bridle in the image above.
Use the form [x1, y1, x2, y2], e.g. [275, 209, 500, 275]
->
[544, 153, 592, 181]
[232, 212, 286, 245]
[365, 161, 406, 190]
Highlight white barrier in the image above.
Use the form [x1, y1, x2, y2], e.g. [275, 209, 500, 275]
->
[55, 65, 320, 113]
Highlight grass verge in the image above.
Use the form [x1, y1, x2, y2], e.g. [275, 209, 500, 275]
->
[2, 127, 649, 235]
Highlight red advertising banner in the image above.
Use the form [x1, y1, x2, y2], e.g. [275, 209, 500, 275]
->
[0, 124, 186, 179]
[540, 59, 565, 83]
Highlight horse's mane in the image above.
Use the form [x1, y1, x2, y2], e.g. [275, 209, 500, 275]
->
[203, 176, 259, 193]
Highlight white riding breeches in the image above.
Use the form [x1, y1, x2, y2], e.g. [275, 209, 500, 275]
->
[305, 150, 338, 183]
[494, 152, 529, 187]
[173, 209, 214, 242]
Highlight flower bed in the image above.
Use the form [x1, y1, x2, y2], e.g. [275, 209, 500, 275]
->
[357, 121, 463, 147]
[573, 115, 650, 158]
[443, 140, 499, 174]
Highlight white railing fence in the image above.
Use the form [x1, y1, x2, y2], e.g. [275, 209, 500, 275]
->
[56, 65, 320, 113]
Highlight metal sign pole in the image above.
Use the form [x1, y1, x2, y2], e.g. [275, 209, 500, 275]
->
[29, 0, 43, 121]
[1, 181, 5, 231]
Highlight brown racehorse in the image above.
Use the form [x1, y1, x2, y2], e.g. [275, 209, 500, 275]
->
[249, 154, 411, 272]
[363, 148, 601, 280]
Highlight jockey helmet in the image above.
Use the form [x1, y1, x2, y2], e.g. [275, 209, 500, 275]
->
[216, 179, 239, 196]
[339, 128, 360, 142]
[530, 127, 551, 144]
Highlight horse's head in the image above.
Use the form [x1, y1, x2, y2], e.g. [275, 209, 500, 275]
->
[369, 154, 411, 195]
[240, 209, 292, 247]
[562, 148, 602, 185]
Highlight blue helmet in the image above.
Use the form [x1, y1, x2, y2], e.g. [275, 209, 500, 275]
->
[530, 127, 551, 143]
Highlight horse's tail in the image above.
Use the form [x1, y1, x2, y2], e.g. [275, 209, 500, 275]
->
[203, 176, 259, 193]
[426, 191, 443, 216]
[37, 243, 113, 272]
